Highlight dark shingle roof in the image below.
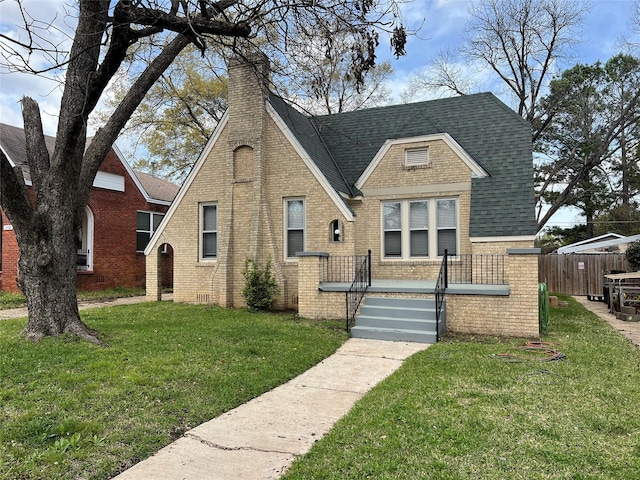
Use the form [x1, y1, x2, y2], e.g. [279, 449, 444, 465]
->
[0, 123, 178, 205]
[0, 122, 56, 183]
[268, 95, 353, 196]
[268, 93, 536, 237]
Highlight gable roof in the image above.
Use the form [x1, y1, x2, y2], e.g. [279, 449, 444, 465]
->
[133, 169, 180, 204]
[0, 122, 56, 183]
[268, 93, 536, 238]
[0, 123, 177, 206]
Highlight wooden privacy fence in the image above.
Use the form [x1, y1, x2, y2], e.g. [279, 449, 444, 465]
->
[538, 254, 631, 297]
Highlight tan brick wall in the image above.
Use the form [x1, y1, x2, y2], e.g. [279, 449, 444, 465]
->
[146, 122, 229, 305]
[147, 59, 354, 310]
[364, 141, 473, 188]
[446, 253, 539, 337]
[297, 255, 346, 319]
[354, 139, 474, 281]
[471, 240, 533, 255]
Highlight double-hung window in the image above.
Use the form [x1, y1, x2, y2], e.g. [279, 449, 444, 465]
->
[286, 198, 305, 258]
[409, 200, 429, 257]
[382, 198, 457, 259]
[383, 202, 402, 257]
[137, 211, 164, 252]
[437, 199, 457, 256]
[201, 203, 218, 259]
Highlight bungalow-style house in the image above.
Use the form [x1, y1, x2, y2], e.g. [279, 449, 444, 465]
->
[0, 123, 179, 293]
[145, 54, 540, 341]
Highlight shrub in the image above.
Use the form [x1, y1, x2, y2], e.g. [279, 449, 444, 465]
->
[626, 240, 640, 270]
[242, 258, 280, 311]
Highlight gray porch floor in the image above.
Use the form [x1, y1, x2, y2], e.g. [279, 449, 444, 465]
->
[319, 279, 509, 296]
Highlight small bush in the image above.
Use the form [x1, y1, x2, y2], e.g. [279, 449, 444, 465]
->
[626, 240, 640, 270]
[242, 258, 280, 311]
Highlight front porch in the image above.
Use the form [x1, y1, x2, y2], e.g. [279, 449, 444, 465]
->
[319, 279, 510, 296]
[297, 249, 540, 341]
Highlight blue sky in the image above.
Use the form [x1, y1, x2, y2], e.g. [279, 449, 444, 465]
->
[1, 0, 639, 228]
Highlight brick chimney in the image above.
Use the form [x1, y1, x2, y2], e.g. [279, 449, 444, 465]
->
[219, 51, 284, 308]
[226, 51, 271, 143]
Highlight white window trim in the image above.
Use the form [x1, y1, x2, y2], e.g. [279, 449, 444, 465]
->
[381, 197, 458, 260]
[77, 206, 94, 272]
[405, 147, 431, 169]
[285, 197, 305, 261]
[136, 211, 165, 253]
[200, 202, 218, 261]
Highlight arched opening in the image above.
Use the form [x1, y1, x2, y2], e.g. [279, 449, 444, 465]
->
[330, 219, 343, 242]
[233, 145, 254, 179]
[159, 243, 174, 298]
[76, 206, 94, 271]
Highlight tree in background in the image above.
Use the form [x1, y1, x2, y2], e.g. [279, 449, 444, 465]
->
[592, 205, 640, 236]
[536, 55, 640, 233]
[100, 22, 396, 182]
[0, 0, 407, 343]
[99, 46, 228, 182]
[404, 0, 586, 141]
[284, 23, 395, 114]
[625, 239, 640, 270]
[535, 224, 589, 253]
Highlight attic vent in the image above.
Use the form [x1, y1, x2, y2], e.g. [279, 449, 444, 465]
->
[405, 148, 431, 170]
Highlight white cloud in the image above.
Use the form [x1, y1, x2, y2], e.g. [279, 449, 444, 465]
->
[0, 0, 76, 133]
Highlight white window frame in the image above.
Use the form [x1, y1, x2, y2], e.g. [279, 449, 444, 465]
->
[409, 200, 429, 258]
[436, 198, 458, 257]
[405, 147, 430, 169]
[77, 206, 94, 271]
[136, 211, 165, 253]
[381, 197, 458, 260]
[382, 201, 402, 258]
[200, 203, 218, 261]
[285, 198, 305, 260]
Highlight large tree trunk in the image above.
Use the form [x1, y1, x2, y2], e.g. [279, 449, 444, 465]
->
[19, 243, 99, 344]
[14, 187, 101, 344]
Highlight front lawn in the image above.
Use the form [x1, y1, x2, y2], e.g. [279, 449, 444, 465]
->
[0, 302, 348, 479]
[0, 287, 147, 310]
[283, 295, 640, 479]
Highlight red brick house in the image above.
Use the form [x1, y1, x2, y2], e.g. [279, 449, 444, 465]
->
[0, 123, 178, 293]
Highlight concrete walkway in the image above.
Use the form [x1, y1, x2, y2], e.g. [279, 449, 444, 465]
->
[112, 338, 430, 480]
[573, 295, 640, 348]
[0, 295, 163, 320]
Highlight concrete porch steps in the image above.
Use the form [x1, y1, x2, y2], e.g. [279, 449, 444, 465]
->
[350, 296, 444, 344]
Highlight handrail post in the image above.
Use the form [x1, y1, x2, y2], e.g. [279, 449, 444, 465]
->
[345, 292, 349, 331]
[367, 249, 372, 287]
[444, 249, 448, 289]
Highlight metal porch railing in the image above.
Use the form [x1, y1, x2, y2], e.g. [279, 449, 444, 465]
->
[321, 253, 371, 283]
[434, 249, 448, 342]
[345, 250, 371, 331]
[447, 254, 505, 285]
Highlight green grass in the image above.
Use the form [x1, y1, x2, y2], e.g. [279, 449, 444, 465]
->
[283, 295, 640, 480]
[0, 287, 146, 310]
[0, 292, 26, 309]
[0, 302, 348, 479]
